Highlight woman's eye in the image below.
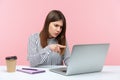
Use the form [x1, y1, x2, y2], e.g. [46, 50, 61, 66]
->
[54, 24, 59, 27]
[54, 24, 63, 29]
[60, 26, 63, 29]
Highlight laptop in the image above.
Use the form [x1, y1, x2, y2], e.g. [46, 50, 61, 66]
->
[50, 43, 109, 76]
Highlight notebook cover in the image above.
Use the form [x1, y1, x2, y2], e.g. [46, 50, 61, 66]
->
[17, 69, 45, 74]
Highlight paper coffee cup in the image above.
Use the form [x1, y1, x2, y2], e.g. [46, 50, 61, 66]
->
[5, 56, 17, 72]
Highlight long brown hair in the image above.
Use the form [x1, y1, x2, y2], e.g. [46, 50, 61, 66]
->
[40, 10, 66, 55]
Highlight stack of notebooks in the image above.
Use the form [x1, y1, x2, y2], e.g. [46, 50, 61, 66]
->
[17, 68, 45, 74]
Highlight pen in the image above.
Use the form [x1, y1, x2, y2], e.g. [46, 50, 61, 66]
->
[22, 68, 38, 71]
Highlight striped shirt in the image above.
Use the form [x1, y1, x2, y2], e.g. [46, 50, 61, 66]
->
[27, 33, 70, 67]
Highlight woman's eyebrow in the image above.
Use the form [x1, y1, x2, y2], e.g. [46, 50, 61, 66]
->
[54, 24, 63, 27]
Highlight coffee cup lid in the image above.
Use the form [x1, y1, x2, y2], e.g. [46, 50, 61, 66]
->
[5, 56, 17, 60]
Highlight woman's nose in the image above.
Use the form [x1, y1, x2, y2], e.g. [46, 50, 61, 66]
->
[57, 27, 61, 32]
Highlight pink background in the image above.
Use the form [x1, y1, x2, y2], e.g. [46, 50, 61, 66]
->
[0, 0, 120, 65]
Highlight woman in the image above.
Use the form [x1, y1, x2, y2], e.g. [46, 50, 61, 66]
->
[27, 10, 70, 67]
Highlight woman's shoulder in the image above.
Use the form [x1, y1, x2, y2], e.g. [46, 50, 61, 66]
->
[29, 33, 40, 40]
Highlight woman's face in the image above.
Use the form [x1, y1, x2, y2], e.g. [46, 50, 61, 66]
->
[48, 20, 63, 38]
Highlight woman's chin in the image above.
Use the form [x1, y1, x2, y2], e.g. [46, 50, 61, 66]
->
[52, 35, 58, 38]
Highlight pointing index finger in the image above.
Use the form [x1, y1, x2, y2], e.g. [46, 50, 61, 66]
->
[57, 44, 66, 48]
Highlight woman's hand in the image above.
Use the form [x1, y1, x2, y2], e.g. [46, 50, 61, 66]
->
[49, 44, 66, 53]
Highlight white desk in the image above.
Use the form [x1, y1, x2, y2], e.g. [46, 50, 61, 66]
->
[0, 65, 120, 80]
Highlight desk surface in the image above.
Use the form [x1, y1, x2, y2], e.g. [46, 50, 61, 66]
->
[0, 65, 120, 80]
